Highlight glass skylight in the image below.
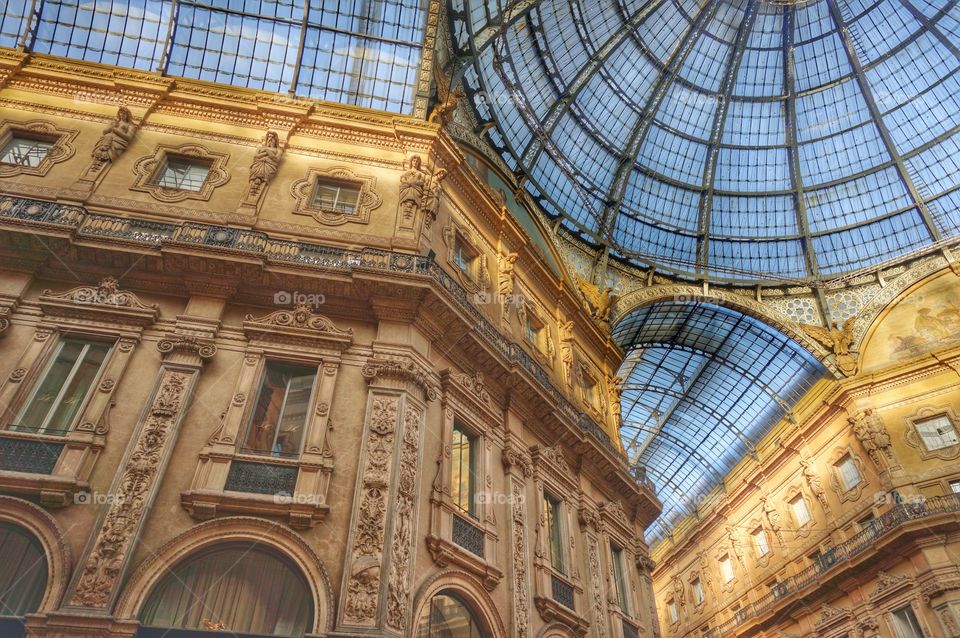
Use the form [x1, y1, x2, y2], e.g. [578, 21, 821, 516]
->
[613, 302, 825, 545]
[1, 0, 427, 114]
[452, 0, 960, 282]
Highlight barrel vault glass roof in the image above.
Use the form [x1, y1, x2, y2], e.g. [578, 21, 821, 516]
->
[613, 302, 825, 545]
[451, 0, 960, 282]
[0, 0, 428, 113]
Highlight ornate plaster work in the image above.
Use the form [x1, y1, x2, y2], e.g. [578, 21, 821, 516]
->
[0, 119, 78, 178]
[130, 143, 230, 203]
[290, 165, 381, 226]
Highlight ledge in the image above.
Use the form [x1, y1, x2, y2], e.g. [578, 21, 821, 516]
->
[425, 534, 504, 591]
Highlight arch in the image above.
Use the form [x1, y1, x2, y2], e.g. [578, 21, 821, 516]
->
[0, 495, 71, 613]
[856, 265, 960, 372]
[614, 284, 831, 367]
[115, 517, 334, 635]
[412, 570, 507, 638]
[536, 621, 580, 638]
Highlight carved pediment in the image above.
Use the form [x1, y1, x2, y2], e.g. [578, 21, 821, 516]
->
[39, 276, 159, 325]
[816, 604, 851, 628]
[870, 571, 911, 601]
[441, 369, 497, 422]
[243, 303, 353, 350]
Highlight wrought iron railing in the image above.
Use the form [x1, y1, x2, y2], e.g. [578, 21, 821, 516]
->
[702, 494, 960, 638]
[551, 574, 576, 610]
[224, 460, 298, 497]
[0, 196, 650, 490]
[452, 513, 485, 558]
[0, 437, 63, 474]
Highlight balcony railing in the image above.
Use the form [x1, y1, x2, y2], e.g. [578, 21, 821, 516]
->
[224, 461, 298, 497]
[0, 437, 63, 474]
[0, 196, 649, 489]
[452, 513, 485, 558]
[703, 494, 960, 638]
[551, 574, 576, 610]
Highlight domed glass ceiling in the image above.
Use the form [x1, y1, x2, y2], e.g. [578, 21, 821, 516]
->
[451, 0, 960, 282]
[613, 301, 825, 545]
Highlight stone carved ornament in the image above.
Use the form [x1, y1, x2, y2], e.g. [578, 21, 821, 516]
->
[761, 495, 784, 547]
[576, 277, 619, 324]
[343, 396, 398, 624]
[511, 479, 530, 638]
[386, 404, 422, 631]
[246, 131, 282, 201]
[850, 409, 895, 469]
[800, 456, 830, 512]
[90, 106, 138, 168]
[799, 317, 857, 376]
[587, 537, 607, 638]
[42, 275, 157, 312]
[244, 303, 353, 337]
[70, 372, 188, 607]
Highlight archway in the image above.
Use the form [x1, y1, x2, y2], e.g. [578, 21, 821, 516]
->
[412, 571, 506, 638]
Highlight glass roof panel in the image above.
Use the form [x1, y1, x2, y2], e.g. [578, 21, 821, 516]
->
[614, 302, 825, 546]
[457, 0, 957, 282]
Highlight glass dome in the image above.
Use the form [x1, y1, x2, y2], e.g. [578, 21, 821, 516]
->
[451, 0, 960, 282]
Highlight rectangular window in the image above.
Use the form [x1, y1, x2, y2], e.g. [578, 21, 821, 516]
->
[891, 605, 925, 638]
[915, 415, 959, 451]
[544, 492, 565, 575]
[667, 599, 678, 623]
[453, 237, 476, 277]
[719, 555, 735, 583]
[524, 314, 543, 348]
[837, 455, 862, 490]
[0, 135, 55, 167]
[451, 420, 478, 517]
[12, 337, 111, 435]
[311, 178, 361, 214]
[611, 544, 630, 611]
[154, 156, 211, 191]
[950, 480, 960, 494]
[692, 578, 704, 605]
[753, 527, 769, 556]
[241, 361, 316, 457]
[790, 495, 811, 526]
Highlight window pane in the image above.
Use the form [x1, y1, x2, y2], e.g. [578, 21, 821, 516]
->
[312, 180, 361, 214]
[1, 137, 55, 167]
[720, 557, 734, 582]
[612, 545, 629, 610]
[839, 456, 862, 489]
[753, 528, 769, 555]
[416, 593, 483, 638]
[155, 157, 210, 191]
[0, 522, 48, 616]
[243, 362, 316, 456]
[892, 606, 925, 638]
[451, 422, 476, 516]
[951, 481, 960, 494]
[545, 493, 565, 574]
[916, 416, 959, 450]
[14, 338, 110, 435]
[791, 496, 811, 526]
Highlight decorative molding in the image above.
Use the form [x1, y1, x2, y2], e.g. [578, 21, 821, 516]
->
[361, 355, 439, 402]
[242, 303, 353, 349]
[38, 276, 159, 326]
[0, 496, 72, 613]
[870, 571, 911, 601]
[130, 143, 230, 203]
[828, 446, 868, 504]
[502, 440, 534, 478]
[815, 604, 852, 629]
[511, 479, 531, 638]
[290, 165, 381, 226]
[442, 213, 491, 294]
[0, 119, 78, 178]
[156, 335, 217, 362]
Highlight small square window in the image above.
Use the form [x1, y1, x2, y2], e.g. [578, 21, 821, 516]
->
[453, 237, 477, 277]
[752, 527, 769, 556]
[836, 455, 862, 490]
[311, 178, 361, 214]
[1, 135, 56, 167]
[153, 156, 211, 192]
[719, 555, 735, 583]
[915, 415, 959, 451]
[790, 494, 811, 526]
[525, 314, 545, 351]
[950, 480, 960, 494]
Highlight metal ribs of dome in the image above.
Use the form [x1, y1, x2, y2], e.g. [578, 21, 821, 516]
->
[451, 0, 960, 283]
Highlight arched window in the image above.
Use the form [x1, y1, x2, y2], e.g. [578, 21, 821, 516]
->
[139, 544, 312, 637]
[416, 592, 484, 638]
[0, 521, 48, 618]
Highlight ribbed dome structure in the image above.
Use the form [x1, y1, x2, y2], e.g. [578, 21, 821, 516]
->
[451, 0, 960, 282]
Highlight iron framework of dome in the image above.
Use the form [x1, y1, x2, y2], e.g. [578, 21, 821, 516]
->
[450, 0, 960, 283]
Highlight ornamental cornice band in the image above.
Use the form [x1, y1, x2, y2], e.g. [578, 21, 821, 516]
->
[361, 355, 440, 401]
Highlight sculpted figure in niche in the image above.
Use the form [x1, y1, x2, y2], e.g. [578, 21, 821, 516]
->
[248, 131, 282, 197]
[850, 408, 894, 468]
[559, 320, 575, 385]
[420, 168, 447, 228]
[608, 375, 623, 428]
[92, 106, 137, 165]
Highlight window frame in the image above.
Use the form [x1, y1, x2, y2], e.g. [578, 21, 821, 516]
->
[914, 414, 959, 451]
[790, 493, 812, 527]
[890, 604, 925, 638]
[837, 455, 863, 491]
[611, 543, 631, 612]
[310, 176, 362, 215]
[0, 120, 77, 178]
[450, 419, 479, 518]
[752, 526, 770, 557]
[544, 490, 566, 576]
[691, 577, 705, 606]
[238, 359, 320, 459]
[0, 134, 57, 168]
[667, 598, 679, 624]
[719, 554, 735, 584]
[905, 408, 960, 461]
[151, 155, 212, 192]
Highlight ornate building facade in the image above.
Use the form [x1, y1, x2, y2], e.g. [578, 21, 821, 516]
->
[0, 46, 660, 638]
[649, 268, 960, 638]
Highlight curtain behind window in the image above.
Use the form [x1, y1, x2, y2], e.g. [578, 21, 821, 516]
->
[139, 545, 312, 637]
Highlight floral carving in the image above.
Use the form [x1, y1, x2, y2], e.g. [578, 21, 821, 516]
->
[244, 304, 353, 337]
[587, 537, 607, 638]
[386, 404, 422, 631]
[511, 480, 530, 638]
[502, 443, 533, 478]
[343, 396, 398, 624]
[70, 372, 188, 607]
[156, 335, 217, 361]
[42, 276, 157, 312]
[9, 368, 26, 382]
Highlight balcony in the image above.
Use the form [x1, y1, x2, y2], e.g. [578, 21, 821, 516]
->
[704, 494, 960, 638]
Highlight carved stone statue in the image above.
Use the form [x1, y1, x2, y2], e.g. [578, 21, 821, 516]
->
[399, 155, 430, 221]
[428, 87, 465, 126]
[761, 495, 784, 546]
[608, 375, 623, 428]
[559, 320, 575, 386]
[247, 131, 282, 198]
[91, 106, 137, 165]
[800, 317, 857, 375]
[850, 408, 895, 469]
[576, 277, 619, 324]
[726, 525, 744, 566]
[800, 457, 830, 512]
[420, 168, 447, 229]
[498, 251, 518, 325]
[673, 575, 686, 609]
